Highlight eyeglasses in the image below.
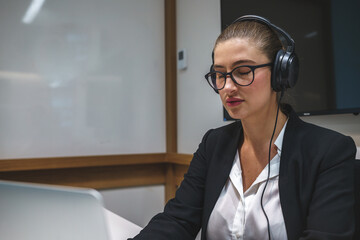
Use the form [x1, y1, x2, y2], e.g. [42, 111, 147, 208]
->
[204, 63, 273, 91]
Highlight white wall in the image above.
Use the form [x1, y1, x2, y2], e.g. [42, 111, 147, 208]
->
[301, 114, 360, 146]
[177, 0, 228, 154]
[0, 0, 166, 159]
[176, 0, 360, 155]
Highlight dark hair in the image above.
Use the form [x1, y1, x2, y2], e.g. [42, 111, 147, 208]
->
[214, 21, 283, 62]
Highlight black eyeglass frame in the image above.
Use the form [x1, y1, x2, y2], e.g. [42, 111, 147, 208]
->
[204, 63, 273, 91]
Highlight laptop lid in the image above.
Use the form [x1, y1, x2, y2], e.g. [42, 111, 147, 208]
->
[0, 180, 110, 240]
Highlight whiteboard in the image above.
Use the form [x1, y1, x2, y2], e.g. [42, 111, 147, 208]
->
[0, 0, 165, 159]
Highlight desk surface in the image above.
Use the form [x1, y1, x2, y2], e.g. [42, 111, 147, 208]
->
[105, 209, 142, 240]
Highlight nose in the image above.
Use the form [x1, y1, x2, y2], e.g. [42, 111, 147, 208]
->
[222, 75, 237, 93]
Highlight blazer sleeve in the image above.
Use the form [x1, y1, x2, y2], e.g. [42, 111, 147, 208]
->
[300, 135, 356, 240]
[128, 129, 213, 240]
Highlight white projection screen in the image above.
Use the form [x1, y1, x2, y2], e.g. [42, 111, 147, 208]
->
[0, 0, 165, 159]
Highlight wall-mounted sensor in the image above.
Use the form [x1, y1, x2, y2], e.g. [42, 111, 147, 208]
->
[177, 48, 187, 70]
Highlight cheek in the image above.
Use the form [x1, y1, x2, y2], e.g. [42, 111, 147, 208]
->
[248, 79, 270, 95]
[245, 74, 273, 101]
[252, 71, 272, 92]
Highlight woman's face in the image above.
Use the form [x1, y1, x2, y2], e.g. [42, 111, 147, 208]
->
[213, 37, 276, 121]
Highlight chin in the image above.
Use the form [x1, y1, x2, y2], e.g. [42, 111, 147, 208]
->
[227, 109, 246, 120]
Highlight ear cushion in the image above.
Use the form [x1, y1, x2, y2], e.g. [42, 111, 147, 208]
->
[272, 49, 299, 92]
[271, 49, 284, 92]
[286, 53, 299, 89]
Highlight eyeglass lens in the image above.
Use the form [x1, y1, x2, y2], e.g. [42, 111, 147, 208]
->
[208, 66, 253, 90]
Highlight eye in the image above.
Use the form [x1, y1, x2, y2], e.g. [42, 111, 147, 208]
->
[233, 66, 252, 77]
[216, 72, 225, 79]
[232, 66, 253, 83]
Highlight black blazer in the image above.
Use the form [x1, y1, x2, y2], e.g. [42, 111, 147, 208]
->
[130, 106, 356, 240]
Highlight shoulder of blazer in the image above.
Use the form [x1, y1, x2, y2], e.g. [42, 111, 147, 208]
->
[204, 121, 243, 147]
[284, 105, 355, 151]
[280, 104, 356, 183]
[198, 120, 243, 172]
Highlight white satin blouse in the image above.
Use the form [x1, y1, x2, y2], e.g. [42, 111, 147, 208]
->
[206, 121, 288, 240]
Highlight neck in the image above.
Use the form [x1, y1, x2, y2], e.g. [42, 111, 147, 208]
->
[241, 103, 287, 150]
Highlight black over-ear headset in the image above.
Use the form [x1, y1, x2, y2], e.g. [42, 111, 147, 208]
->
[210, 15, 299, 93]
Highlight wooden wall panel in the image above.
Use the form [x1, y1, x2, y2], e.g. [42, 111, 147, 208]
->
[0, 153, 166, 172]
[0, 153, 192, 200]
[0, 164, 166, 190]
[165, 0, 177, 153]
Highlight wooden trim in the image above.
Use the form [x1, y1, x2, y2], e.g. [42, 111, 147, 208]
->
[0, 153, 166, 172]
[165, 152, 192, 165]
[165, 163, 176, 202]
[0, 153, 192, 199]
[165, 0, 177, 153]
[0, 152, 192, 172]
[0, 164, 166, 190]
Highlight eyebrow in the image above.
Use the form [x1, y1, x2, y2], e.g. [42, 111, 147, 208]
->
[213, 59, 256, 69]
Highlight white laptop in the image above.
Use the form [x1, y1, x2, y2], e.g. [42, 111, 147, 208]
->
[0, 180, 111, 240]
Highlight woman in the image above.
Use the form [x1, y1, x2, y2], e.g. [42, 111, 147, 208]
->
[130, 15, 356, 240]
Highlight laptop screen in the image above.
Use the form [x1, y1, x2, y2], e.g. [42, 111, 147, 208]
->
[0, 180, 110, 240]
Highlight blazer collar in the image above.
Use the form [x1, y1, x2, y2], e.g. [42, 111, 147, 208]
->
[202, 121, 243, 238]
[278, 104, 305, 239]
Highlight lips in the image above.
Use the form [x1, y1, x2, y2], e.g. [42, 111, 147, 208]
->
[226, 97, 244, 107]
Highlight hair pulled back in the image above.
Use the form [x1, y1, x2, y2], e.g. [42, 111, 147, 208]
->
[214, 21, 283, 62]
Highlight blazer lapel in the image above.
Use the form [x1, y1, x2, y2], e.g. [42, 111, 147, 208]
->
[279, 107, 304, 240]
[202, 121, 243, 239]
